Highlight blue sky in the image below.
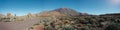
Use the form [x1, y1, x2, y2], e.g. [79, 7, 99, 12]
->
[0, 0, 120, 16]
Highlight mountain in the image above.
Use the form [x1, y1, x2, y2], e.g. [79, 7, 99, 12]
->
[100, 13, 120, 16]
[51, 8, 86, 16]
[36, 8, 90, 17]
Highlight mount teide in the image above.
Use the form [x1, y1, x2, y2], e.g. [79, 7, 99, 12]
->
[50, 8, 89, 16]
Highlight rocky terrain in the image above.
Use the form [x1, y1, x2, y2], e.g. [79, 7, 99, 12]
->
[0, 8, 120, 30]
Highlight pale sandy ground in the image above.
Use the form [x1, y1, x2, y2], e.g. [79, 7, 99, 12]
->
[0, 18, 41, 30]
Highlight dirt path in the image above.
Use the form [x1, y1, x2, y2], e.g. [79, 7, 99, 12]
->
[0, 18, 41, 30]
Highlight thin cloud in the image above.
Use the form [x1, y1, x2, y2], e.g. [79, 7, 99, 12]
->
[109, 0, 120, 6]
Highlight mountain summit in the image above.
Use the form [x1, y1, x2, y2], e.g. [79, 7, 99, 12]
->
[52, 8, 80, 16]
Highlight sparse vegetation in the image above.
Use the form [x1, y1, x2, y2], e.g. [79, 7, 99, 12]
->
[28, 15, 120, 30]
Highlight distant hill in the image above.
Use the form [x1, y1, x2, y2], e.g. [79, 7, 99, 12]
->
[100, 13, 120, 16]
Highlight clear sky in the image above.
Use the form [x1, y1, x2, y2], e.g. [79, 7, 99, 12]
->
[0, 0, 120, 16]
